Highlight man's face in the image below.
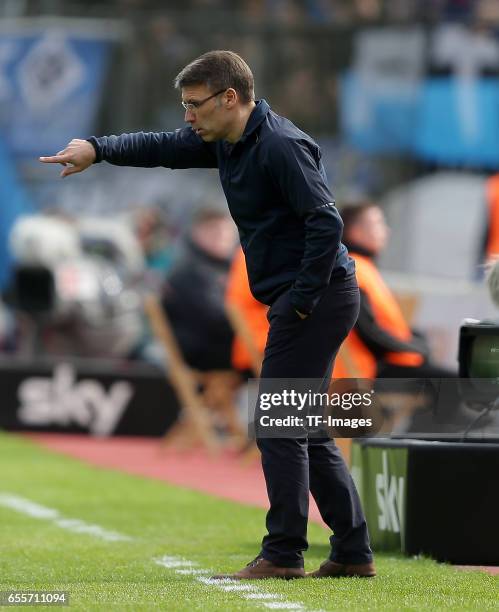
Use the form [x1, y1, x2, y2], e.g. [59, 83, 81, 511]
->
[181, 84, 230, 142]
[347, 206, 390, 256]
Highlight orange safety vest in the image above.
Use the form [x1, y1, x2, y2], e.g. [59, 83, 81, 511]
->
[225, 247, 269, 371]
[333, 253, 423, 379]
[486, 174, 499, 259]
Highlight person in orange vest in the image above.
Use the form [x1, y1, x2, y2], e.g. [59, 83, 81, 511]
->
[333, 201, 454, 381]
[225, 246, 269, 375]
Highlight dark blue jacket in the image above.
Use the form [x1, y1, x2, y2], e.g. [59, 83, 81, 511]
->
[88, 99, 354, 314]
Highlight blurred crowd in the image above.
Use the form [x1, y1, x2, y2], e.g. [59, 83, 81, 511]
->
[7, 0, 499, 139]
[12, 0, 499, 26]
[116, 0, 499, 134]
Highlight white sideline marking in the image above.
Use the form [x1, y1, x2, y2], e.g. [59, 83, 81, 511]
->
[219, 584, 256, 592]
[0, 493, 133, 542]
[0, 495, 313, 610]
[155, 557, 198, 569]
[154, 555, 311, 611]
[196, 576, 235, 586]
[0, 494, 59, 519]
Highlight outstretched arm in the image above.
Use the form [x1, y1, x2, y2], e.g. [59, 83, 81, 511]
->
[39, 128, 218, 177]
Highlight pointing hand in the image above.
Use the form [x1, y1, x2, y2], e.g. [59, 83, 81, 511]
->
[39, 139, 96, 178]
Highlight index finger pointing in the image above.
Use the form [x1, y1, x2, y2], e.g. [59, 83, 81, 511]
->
[39, 154, 69, 163]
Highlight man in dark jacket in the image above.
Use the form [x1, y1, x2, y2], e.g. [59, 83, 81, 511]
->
[162, 208, 236, 371]
[40, 50, 374, 580]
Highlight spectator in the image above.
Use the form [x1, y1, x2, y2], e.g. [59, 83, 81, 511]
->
[333, 201, 454, 380]
[162, 208, 237, 371]
[225, 246, 268, 375]
[133, 206, 175, 277]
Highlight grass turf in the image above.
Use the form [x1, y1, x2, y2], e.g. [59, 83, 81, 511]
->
[0, 432, 497, 611]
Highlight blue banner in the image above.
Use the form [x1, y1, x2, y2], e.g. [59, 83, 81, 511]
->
[414, 77, 499, 168]
[340, 70, 421, 154]
[0, 136, 32, 287]
[0, 26, 113, 158]
[340, 71, 499, 168]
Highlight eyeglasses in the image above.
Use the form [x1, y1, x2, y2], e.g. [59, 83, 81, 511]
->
[181, 89, 226, 111]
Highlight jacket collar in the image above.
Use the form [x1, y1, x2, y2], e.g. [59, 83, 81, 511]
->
[238, 99, 270, 144]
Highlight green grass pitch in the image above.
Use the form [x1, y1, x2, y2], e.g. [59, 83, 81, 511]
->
[0, 432, 497, 611]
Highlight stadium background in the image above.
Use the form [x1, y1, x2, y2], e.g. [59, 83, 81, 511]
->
[1, 0, 498, 364]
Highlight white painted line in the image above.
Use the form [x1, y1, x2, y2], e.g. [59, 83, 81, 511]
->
[195, 576, 227, 586]
[246, 593, 284, 600]
[54, 518, 129, 542]
[155, 556, 198, 569]
[263, 604, 305, 610]
[0, 494, 59, 519]
[0, 493, 133, 542]
[1, 495, 312, 611]
[218, 584, 257, 592]
[154, 555, 311, 611]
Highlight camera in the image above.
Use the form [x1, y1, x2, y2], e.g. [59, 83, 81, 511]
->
[4, 215, 144, 358]
[457, 259, 499, 409]
[458, 319, 499, 406]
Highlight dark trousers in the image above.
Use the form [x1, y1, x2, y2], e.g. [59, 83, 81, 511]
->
[256, 273, 373, 568]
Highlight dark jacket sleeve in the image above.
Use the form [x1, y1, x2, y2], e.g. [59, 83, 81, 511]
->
[266, 135, 342, 314]
[87, 127, 218, 169]
[356, 289, 428, 358]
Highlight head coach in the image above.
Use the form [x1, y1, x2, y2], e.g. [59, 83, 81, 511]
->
[40, 50, 375, 580]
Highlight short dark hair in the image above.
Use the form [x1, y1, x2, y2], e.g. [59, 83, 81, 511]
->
[340, 201, 379, 233]
[174, 50, 255, 104]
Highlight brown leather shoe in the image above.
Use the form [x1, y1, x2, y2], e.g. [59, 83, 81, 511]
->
[307, 559, 376, 578]
[211, 557, 305, 580]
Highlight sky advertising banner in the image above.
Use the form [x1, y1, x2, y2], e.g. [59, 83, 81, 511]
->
[351, 442, 408, 553]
